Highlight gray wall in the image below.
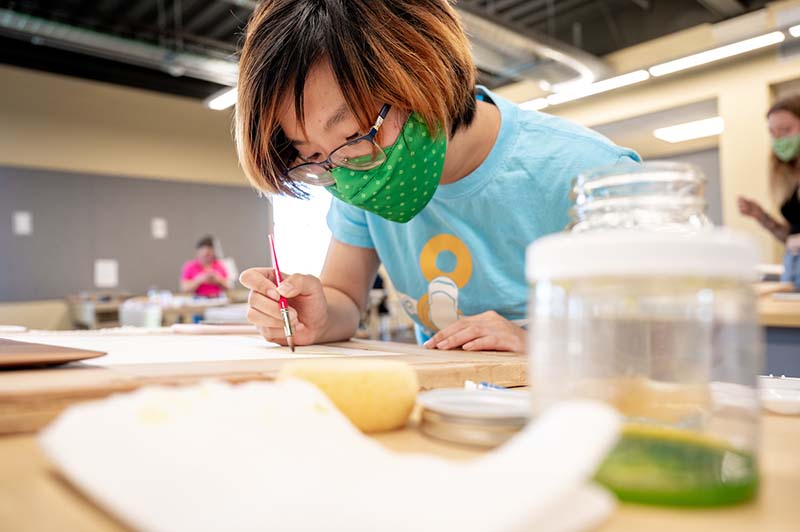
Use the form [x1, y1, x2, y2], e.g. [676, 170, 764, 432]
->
[0, 165, 271, 302]
[660, 148, 723, 225]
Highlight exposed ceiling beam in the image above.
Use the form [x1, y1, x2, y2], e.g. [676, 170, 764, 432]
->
[696, 0, 745, 17]
[125, 1, 157, 23]
[502, 0, 552, 21]
[206, 8, 247, 40]
[222, 0, 258, 9]
[480, 0, 525, 14]
[599, 2, 625, 50]
[518, 0, 590, 28]
[527, 0, 628, 37]
[183, 2, 229, 33]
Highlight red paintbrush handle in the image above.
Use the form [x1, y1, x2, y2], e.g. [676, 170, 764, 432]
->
[268, 234, 290, 312]
[268, 235, 283, 282]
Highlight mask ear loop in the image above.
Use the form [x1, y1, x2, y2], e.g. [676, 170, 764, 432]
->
[373, 108, 413, 161]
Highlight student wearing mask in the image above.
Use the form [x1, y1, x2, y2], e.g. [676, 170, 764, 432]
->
[237, 0, 639, 351]
[738, 95, 800, 283]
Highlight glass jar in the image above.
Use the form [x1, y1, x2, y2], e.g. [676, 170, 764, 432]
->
[569, 161, 712, 232]
[527, 162, 762, 507]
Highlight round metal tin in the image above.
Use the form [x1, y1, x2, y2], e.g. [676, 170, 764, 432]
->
[417, 388, 530, 448]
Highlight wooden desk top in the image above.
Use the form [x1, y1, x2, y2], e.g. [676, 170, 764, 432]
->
[384, 416, 800, 532]
[0, 414, 797, 532]
[759, 295, 800, 328]
[0, 339, 526, 435]
[756, 282, 800, 328]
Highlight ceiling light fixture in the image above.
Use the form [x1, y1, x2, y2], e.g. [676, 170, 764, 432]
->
[205, 87, 238, 110]
[653, 116, 724, 143]
[546, 70, 650, 106]
[789, 24, 800, 38]
[648, 31, 785, 77]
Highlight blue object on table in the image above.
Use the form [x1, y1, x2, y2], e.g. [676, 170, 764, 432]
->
[782, 249, 800, 289]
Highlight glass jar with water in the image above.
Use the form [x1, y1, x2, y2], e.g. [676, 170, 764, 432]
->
[527, 162, 762, 506]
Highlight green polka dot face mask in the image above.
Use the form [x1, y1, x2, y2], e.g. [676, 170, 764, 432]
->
[328, 112, 446, 223]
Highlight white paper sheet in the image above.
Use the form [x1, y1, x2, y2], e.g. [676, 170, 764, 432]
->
[0, 330, 414, 365]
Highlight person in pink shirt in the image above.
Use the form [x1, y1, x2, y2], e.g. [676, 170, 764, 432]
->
[180, 236, 230, 298]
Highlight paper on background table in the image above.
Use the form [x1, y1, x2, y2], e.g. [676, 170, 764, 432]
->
[170, 323, 259, 334]
[0, 330, 413, 365]
[39, 380, 620, 532]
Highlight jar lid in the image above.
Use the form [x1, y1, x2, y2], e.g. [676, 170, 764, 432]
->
[572, 161, 704, 194]
[417, 389, 529, 447]
[527, 228, 759, 281]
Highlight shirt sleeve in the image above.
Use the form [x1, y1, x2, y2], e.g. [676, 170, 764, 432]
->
[215, 262, 229, 279]
[180, 261, 196, 281]
[326, 197, 375, 249]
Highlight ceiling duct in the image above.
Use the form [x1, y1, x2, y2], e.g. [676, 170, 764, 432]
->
[456, 7, 610, 91]
[0, 8, 238, 86]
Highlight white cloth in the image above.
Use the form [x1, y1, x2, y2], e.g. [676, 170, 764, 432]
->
[39, 380, 620, 532]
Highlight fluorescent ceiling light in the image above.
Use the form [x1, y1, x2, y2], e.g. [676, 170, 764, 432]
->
[653, 116, 724, 143]
[519, 98, 549, 111]
[519, 29, 792, 111]
[546, 70, 650, 106]
[649, 31, 785, 77]
[205, 87, 238, 110]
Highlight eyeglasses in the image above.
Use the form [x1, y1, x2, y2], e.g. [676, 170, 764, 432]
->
[284, 104, 392, 187]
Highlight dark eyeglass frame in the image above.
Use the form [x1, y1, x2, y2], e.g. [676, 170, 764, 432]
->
[284, 104, 392, 186]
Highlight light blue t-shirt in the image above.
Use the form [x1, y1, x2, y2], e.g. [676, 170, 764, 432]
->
[327, 87, 640, 342]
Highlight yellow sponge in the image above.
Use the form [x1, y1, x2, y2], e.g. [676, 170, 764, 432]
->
[278, 359, 419, 433]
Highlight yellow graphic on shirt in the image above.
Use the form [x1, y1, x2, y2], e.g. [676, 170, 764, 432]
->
[415, 234, 473, 331]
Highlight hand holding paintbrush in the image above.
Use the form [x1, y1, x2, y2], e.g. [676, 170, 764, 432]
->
[239, 239, 343, 348]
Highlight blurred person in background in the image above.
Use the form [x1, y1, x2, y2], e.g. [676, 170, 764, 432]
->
[180, 235, 230, 297]
[738, 95, 800, 285]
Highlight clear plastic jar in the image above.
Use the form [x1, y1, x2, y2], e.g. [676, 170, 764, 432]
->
[527, 163, 762, 507]
[569, 161, 712, 232]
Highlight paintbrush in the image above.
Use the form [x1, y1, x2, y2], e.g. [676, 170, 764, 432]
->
[268, 234, 295, 352]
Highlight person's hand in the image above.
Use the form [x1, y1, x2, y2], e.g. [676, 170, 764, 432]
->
[209, 270, 226, 285]
[196, 270, 213, 283]
[787, 234, 800, 254]
[738, 196, 765, 222]
[423, 311, 525, 352]
[239, 268, 329, 346]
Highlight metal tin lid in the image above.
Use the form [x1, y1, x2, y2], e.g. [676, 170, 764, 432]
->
[417, 389, 530, 448]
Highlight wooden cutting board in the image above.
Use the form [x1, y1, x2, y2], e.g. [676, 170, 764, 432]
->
[0, 339, 105, 368]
